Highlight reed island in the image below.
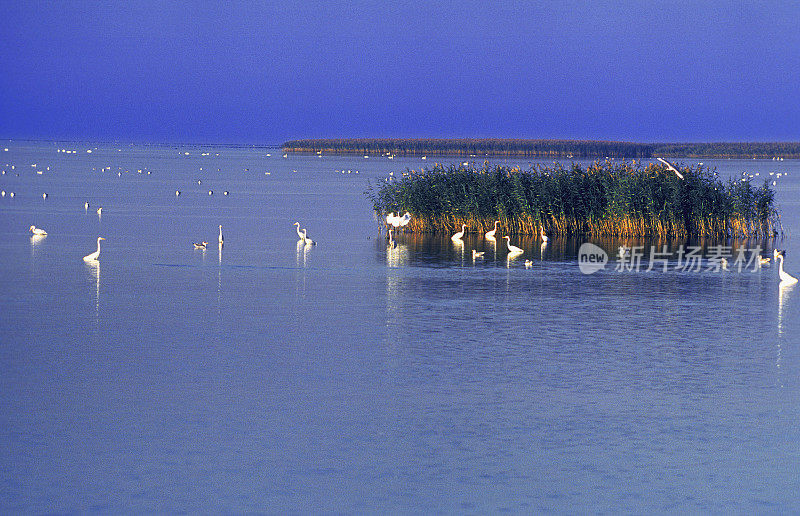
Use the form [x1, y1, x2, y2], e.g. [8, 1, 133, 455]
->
[367, 160, 781, 239]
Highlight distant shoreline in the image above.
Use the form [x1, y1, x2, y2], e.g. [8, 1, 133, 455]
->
[283, 138, 800, 159]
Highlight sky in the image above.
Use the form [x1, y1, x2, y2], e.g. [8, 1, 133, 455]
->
[1, 1, 799, 144]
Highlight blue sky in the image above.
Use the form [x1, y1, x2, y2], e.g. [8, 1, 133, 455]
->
[1, 1, 798, 144]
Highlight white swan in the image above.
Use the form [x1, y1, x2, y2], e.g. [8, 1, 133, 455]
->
[29, 225, 47, 236]
[451, 224, 467, 241]
[218, 225, 224, 244]
[485, 220, 499, 239]
[504, 236, 523, 255]
[774, 250, 798, 285]
[83, 237, 105, 262]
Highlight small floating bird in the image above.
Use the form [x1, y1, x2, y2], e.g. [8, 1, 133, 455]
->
[175, 190, 180, 196]
[759, 255, 771, 266]
[525, 259, 533, 268]
[301, 228, 315, 245]
[486, 220, 499, 239]
[218, 225, 224, 244]
[193, 241, 208, 249]
[720, 257, 729, 271]
[208, 190, 213, 195]
[504, 236, 523, 255]
[774, 249, 798, 285]
[96, 207, 102, 215]
[42, 193, 47, 200]
[29, 225, 47, 236]
[223, 191, 229, 196]
[656, 157, 685, 180]
[472, 250, 485, 259]
[83, 237, 105, 262]
[451, 224, 467, 241]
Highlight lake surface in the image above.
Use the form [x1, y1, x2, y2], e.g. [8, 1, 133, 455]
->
[2, 142, 800, 513]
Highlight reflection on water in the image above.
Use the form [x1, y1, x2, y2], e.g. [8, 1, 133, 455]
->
[375, 232, 782, 271]
[86, 260, 100, 325]
[778, 282, 792, 336]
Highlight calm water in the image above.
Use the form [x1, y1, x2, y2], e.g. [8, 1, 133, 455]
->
[2, 142, 800, 513]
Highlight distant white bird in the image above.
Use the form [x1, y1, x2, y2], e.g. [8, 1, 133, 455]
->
[525, 259, 533, 268]
[451, 224, 467, 241]
[301, 228, 315, 245]
[218, 225, 224, 244]
[657, 157, 684, 179]
[485, 220, 499, 239]
[399, 212, 412, 228]
[540, 225, 549, 242]
[504, 236, 523, 255]
[472, 250, 485, 259]
[29, 225, 47, 236]
[83, 237, 105, 261]
[84, 201, 89, 210]
[774, 249, 798, 285]
[194, 241, 208, 249]
[223, 191, 229, 196]
[175, 190, 180, 196]
[96, 207, 102, 215]
[42, 193, 47, 200]
[208, 190, 213, 195]
[293, 222, 304, 240]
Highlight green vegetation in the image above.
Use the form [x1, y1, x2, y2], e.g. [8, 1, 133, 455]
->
[284, 138, 800, 159]
[366, 161, 781, 239]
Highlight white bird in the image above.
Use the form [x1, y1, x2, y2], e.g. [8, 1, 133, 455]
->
[774, 250, 798, 285]
[208, 190, 213, 195]
[293, 222, 304, 240]
[656, 157, 684, 180]
[472, 250, 485, 259]
[29, 225, 47, 236]
[399, 212, 412, 228]
[96, 207, 102, 215]
[525, 259, 533, 268]
[758, 255, 770, 266]
[194, 241, 208, 249]
[504, 236, 523, 255]
[83, 237, 105, 262]
[451, 224, 467, 241]
[175, 190, 180, 196]
[84, 201, 89, 210]
[485, 220, 499, 239]
[301, 228, 315, 245]
[218, 225, 224, 244]
[540, 225, 549, 242]
[42, 193, 48, 199]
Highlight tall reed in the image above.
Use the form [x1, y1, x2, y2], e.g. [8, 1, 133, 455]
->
[366, 161, 781, 239]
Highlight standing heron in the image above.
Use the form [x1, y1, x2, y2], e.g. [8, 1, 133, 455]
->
[83, 237, 106, 262]
[451, 224, 467, 241]
[774, 249, 798, 285]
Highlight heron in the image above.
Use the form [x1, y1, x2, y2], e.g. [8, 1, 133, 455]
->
[293, 222, 304, 240]
[218, 225, 224, 244]
[301, 228, 315, 245]
[29, 225, 47, 236]
[656, 157, 685, 180]
[774, 250, 798, 285]
[451, 224, 467, 241]
[485, 220, 499, 239]
[504, 236, 523, 255]
[83, 237, 105, 262]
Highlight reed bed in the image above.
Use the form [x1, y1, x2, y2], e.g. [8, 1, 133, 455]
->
[367, 161, 781, 239]
[286, 138, 800, 159]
